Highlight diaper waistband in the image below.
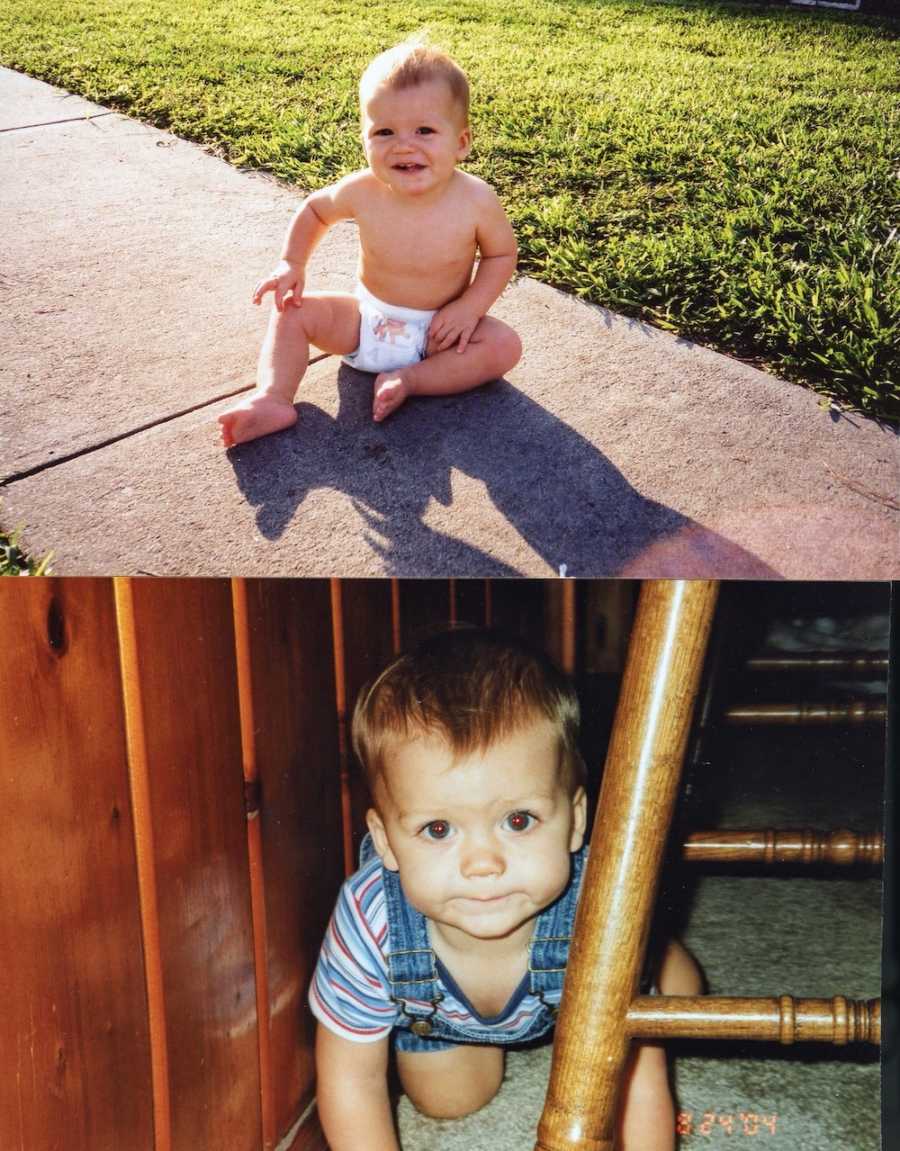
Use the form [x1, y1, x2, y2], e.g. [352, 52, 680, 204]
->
[355, 281, 437, 324]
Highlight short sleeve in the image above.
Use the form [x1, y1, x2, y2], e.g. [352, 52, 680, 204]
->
[308, 861, 399, 1043]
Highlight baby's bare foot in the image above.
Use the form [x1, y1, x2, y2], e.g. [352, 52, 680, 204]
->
[218, 393, 298, 447]
[373, 372, 410, 422]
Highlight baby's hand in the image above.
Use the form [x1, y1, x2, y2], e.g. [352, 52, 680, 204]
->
[428, 299, 482, 354]
[253, 260, 305, 311]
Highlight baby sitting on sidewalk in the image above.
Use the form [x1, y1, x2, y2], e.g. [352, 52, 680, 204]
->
[219, 40, 522, 447]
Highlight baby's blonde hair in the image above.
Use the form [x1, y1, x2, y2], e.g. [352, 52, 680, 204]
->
[359, 38, 470, 125]
[352, 628, 586, 801]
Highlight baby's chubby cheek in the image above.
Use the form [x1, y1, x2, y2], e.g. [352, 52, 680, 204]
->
[532, 854, 574, 904]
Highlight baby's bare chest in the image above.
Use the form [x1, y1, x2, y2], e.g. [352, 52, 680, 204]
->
[441, 950, 529, 1018]
[359, 204, 478, 276]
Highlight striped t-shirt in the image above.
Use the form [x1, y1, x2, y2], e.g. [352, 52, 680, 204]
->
[308, 854, 557, 1044]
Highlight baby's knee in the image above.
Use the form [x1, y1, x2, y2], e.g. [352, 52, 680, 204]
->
[272, 296, 320, 339]
[398, 1045, 504, 1120]
[410, 1092, 493, 1120]
[407, 1074, 502, 1120]
[658, 938, 704, 996]
[496, 323, 522, 371]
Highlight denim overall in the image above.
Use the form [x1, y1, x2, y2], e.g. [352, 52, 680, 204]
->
[359, 833, 587, 1053]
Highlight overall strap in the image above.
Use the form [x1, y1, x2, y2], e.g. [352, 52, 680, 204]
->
[357, 834, 443, 1032]
[528, 844, 587, 1008]
[381, 868, 437, 993]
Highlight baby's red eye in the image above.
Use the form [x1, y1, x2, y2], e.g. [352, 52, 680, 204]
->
[423, 820, 450, 840]
[505, 811, 534, 833]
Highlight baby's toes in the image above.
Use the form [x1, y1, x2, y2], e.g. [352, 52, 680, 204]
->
[218, 406, 262, 447]
[373, 375, 407, 422]
[218, 411, 241, 447]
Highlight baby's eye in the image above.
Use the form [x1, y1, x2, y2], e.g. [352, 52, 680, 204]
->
[372, 128, 393, 137]
[503, 811, 536, 833]
[421, 819, 452, 840]
[416, 126, 436, 135]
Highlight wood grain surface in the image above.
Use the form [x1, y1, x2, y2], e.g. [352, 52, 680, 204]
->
[745, 654, 888, 674]
[624, 995, 880, 1044]
[490, 580, 547, 649]
[536, 580, 719, 1151]
[395, 579, 451, 649]
[287, 1108, 330, 1151]
[682, 828, 884, 866]
[237, 579, 343, 1145]
[0, 578, 153, 1151]
[119, 578, 260, 1151]
[725, 702, 887, 724]
[333, 580, 395, 863]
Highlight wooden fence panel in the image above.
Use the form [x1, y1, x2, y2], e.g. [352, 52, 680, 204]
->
[121, 579, 260, 1151]
[0, 578, 153, 1151]
[454, 579, 488, 626]
[239, 579, 343, 1144]
[335, 581, 395, 861]
[491, 580, 547, 648]
[397, 579, 451, 648]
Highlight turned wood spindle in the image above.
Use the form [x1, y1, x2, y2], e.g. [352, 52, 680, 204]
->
[746, 654, 888, 675]
[625, 996, 880, 1046]
[535, 581, 718, 1151]
[682, 828, 884, 866]
[725, 701, 886, 725]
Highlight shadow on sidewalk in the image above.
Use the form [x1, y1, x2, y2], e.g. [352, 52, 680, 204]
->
[227, 367, 778, 577]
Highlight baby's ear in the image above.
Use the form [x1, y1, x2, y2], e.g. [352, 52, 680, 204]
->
[457, 125, 472, 161]
[366, 808, 400, 871]
[569, 786, 587, 852]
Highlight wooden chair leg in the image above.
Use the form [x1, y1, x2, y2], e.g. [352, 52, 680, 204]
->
[535, 581, 719, 1151]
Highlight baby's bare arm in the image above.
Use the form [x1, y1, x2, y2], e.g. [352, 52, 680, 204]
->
[429, 183, 517, 353]
[253, 173, 364, 311]
[315, 1025, 399, 1151]
[465, 184, 518, 314]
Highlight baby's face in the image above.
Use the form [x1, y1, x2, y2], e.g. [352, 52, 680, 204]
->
[366, 717, 586, 946]
[361, 79, 471, 198]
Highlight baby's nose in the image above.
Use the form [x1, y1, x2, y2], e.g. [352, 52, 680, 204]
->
[460, 836, 505, 879]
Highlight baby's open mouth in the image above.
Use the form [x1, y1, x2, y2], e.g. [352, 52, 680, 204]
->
[393, 163, 425, 171]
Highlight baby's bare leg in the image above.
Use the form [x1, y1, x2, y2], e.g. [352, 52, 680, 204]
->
[372, 316, 522, 422]
[657, 939, 704, 997]
[616, 1044, 674, 1151]
[616, 940, 703, 1150]
[396, 1043, 504, 1120]
[219, 293, 360, 447]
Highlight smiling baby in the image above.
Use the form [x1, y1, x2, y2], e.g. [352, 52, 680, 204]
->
[218, 41, 522, 447]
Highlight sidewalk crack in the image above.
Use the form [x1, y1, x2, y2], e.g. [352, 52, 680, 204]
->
[0, 111, 115, 134]
[1, 353, 330, 486]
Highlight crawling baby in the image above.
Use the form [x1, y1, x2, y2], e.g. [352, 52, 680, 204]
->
[309, 628, 703, 1151]
[219, 40, 522, 447]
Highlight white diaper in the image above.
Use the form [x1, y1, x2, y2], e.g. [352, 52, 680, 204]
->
[342, 282, 436, 374]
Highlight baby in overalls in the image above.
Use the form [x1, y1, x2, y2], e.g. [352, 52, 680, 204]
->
[218, 39, 522, 447]
[309, 629, 702, 1150]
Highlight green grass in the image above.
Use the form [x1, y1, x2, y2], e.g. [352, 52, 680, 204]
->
[2, 0, 898, 420]
[0, 524, 52, 575]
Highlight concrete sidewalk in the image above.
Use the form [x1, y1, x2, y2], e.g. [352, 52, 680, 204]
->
[1, 68, 897, 576]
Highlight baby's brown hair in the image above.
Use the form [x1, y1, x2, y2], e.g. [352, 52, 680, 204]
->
[359, 39, 470, 125]
[352, 627, 586, 800]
